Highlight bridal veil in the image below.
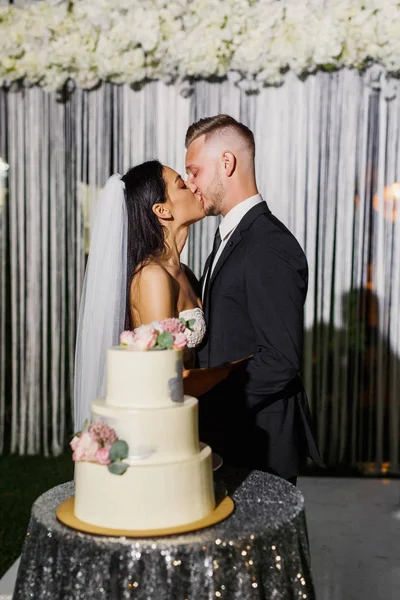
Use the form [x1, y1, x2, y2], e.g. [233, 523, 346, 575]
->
[73, 175, 127, 431]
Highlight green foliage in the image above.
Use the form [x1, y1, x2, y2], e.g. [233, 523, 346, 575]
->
[107, 461, 128, 475]
[156, 331, 174, 349]
[179, 317, 195, 330]
[109, 440, 128, 462]
[108, 440, 129, 476]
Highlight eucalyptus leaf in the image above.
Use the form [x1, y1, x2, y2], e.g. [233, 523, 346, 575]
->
[156, 331, 174, 349]
[109, 440, 129, 462]
[187, 319, 196, 329]
[107, 461, 128, 475]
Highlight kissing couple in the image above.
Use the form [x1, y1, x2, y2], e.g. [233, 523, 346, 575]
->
[74, 114, 323, 484]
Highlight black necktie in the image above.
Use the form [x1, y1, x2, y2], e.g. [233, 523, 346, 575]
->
[203, 227, 222, 300]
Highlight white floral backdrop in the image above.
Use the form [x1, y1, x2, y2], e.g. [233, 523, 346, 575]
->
[1, 0, 400, 473]
[2, 0, 400, 91]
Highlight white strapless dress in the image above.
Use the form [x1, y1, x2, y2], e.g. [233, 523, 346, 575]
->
[179, 307, 206, 349]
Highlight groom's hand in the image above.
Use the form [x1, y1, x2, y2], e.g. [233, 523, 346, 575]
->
[182, 356, 251, 397]
[182, 367, 224, 397]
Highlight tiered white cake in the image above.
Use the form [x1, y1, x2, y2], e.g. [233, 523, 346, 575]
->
[74, 347, 216, 530]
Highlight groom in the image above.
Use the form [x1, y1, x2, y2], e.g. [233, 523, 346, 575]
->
[185, 115, 323, 483]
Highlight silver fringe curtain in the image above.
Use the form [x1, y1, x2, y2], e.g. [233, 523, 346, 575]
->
[1, 71, 399, 471]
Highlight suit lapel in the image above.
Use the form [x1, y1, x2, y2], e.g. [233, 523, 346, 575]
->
[207, 225, 243, 291]
[204, 201, 270, 313]
[200, 254, 213, 292]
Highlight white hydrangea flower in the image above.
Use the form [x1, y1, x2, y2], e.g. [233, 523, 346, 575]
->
[1, 0, 400, 90]
[374, 4, 400, 71]
[231, 0, 284, 78]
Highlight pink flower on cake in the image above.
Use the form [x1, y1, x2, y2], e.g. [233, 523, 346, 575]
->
[89, 421, 118, 446]
[132, 324, 158, 350]
[94, 446, 111, 465]
[71, 431, 100, 462]
[172, 332, 187, 350]
[120, 330, 136, 346]
[119, 318, 191, 351]
[159, 318, 186, 335]
[70, 435, 80, 452]
[70, 421, 129, 474]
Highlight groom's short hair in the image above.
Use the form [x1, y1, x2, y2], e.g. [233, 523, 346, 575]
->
[185, 114, 255, 156]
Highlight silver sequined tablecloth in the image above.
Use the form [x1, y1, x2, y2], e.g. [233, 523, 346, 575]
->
[12, 469, 315, 600]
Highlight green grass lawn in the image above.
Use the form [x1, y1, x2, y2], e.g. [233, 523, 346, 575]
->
[0, 453, 74, 577]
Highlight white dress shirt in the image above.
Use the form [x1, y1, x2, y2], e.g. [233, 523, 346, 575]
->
[202, 194, 264, 299]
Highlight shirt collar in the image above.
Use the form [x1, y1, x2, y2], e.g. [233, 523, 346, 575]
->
[219, 194, 264, 240]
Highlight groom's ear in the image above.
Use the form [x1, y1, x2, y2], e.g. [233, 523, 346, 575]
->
[221, 151, 236, 177]
[152, 203, 173, 220]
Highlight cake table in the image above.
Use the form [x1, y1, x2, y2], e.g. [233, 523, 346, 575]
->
[12, 469, 315, 599]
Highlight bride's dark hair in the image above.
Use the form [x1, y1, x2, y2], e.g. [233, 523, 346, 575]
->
[121, 160, 167, 329]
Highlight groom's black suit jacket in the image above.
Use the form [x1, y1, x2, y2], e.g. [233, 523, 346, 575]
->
[197, 201, 323, 480]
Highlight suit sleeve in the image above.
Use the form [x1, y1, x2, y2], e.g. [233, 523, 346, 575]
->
[244, 233, 307, 396]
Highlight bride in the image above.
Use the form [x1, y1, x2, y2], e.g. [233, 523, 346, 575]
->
[74, 160, 241, 430]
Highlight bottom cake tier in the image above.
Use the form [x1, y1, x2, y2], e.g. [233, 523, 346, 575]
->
[74, 444, 215, 530]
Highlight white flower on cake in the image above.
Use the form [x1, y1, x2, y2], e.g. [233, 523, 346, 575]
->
[122, 324, 158, 350]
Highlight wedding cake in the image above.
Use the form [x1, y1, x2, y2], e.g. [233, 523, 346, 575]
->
[72, 319, 216, 531]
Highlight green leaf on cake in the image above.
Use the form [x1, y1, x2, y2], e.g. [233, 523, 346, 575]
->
[156, 331, 174, 349]
[107, 461, 128, 475]
[109, 440, 129, 462]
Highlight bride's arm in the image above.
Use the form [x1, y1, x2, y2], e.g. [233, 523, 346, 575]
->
[130, 263, 176, 325]
[183, 356, 251, 397]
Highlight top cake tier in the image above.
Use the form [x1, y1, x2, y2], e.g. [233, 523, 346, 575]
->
[106, 347, 184, 408]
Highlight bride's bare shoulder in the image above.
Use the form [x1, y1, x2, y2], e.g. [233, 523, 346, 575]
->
[131, 261, 174, 296]
[130, 261, 176, 322]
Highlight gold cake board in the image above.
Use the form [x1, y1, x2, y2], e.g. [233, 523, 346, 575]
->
[56, 496, 235, 538]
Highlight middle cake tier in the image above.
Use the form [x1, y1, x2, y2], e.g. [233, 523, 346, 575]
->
[91, 395, 200, 464]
